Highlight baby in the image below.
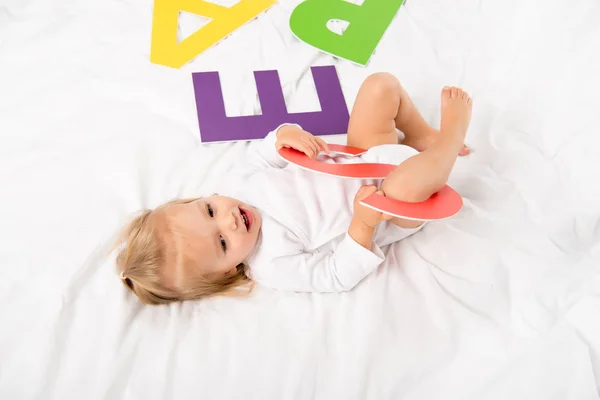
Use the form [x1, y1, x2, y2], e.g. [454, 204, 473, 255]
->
[115, 73, 472, 305]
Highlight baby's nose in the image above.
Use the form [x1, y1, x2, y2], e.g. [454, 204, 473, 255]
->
[228, 212, 237, 230]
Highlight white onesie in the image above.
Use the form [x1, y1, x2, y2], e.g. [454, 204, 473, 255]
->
[218, 124, 425, 293]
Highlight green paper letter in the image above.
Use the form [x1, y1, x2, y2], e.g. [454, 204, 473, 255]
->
[290, 0, 405, 66]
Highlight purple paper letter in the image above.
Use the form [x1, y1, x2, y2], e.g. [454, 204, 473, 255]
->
[192, 66, 350, 142]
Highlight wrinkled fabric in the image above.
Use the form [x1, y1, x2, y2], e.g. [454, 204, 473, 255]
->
[0, 0, 599, 399]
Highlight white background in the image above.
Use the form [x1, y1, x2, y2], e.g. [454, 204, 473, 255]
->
[0, 0, 599, 398]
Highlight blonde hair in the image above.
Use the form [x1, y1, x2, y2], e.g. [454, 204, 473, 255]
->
[114, 198, 253, 305]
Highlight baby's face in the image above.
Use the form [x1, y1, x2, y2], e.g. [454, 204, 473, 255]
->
[161, 195, 262, 288]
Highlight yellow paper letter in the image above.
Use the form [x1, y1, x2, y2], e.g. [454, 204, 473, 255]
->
[151, 0, 276, 68]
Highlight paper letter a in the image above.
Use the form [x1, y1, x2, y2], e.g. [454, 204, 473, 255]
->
[151, 0, 276, 69]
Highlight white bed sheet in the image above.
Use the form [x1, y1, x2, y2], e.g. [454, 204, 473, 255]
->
[1, 0, 599, 398]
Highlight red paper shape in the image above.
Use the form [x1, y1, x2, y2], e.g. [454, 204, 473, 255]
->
[278, 145, 463, 221]
[359, 186, 463, 221]
[279, 146, 394, 179]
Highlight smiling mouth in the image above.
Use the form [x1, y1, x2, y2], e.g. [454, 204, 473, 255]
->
[239, 207, 250, 231]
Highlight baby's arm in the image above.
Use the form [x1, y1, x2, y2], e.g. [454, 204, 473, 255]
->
[252, 124, 329, 169]
[252, 186, 391, 293]
[253, 235, 385, 292]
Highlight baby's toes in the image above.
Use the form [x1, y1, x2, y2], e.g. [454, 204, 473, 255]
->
[451, 87, 459, 98]
[459, 144, 471, 156]
[441, 86, 451, 107]
[463, 91, 473, 105]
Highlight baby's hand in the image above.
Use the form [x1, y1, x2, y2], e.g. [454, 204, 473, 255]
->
[275, 125, 330, 159]
[352, 185, 392, 229]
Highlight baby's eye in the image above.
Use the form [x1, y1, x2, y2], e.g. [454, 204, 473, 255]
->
[220, 236, 227, 252]
[207, 204, 214, 217]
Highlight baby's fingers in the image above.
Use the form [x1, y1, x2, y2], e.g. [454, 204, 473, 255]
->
[300, 142, 318, 158]
[373, 191, 393, 220]
[381, 213, 394, 221]
[315, 137, 330, 154]
[309, 138, 321, 158]
[303, 137, 320, 159]
[356, 185, 377, 200]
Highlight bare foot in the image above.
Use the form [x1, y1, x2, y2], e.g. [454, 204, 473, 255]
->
[440, 86, 472, 144]
[381, 86, 473, 212]
[401, 86, 472, 156]
[402, 128, 471, 156]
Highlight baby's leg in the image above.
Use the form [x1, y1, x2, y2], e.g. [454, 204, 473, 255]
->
[347, 73, 437, 150]
[381, 87, 472, 228]
[347, 73, 470, 156]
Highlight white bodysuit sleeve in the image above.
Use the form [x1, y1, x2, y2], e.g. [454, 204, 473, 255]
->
[250, 123, 302, 170]
[252, 233, 386, 293]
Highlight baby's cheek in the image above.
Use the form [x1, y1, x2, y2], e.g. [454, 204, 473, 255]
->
[241, 237, 255, 255]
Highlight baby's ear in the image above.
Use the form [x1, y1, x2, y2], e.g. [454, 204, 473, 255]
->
[224, 263, 245, 276]
[224, 265, 239, 276]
